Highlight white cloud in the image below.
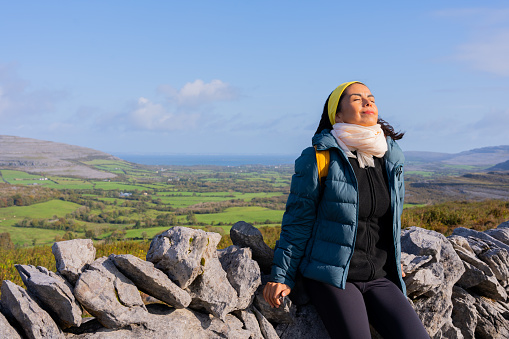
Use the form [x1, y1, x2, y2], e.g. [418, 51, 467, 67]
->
[90, 79, 237, 133]
[128, 97, 199, 131]
[158, 79, 238, 107]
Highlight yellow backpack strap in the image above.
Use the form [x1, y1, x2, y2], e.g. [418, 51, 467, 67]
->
[314, 146, 330, 188]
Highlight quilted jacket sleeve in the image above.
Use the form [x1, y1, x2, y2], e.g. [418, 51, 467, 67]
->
[270, 147, 321, 289]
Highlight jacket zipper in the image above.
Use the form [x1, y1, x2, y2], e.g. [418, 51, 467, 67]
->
[366, 167, 376, 280]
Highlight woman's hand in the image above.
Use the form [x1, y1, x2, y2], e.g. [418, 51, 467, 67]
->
[401, 264, 406, 278]
[263, 282, 291, 308]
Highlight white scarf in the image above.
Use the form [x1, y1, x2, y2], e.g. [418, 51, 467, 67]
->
[331, 123, 387, 168]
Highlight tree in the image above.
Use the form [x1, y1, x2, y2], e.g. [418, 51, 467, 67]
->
[85, 229, 96, 239]
[0, 232, 14, 250]
[186, 212, 197, 225]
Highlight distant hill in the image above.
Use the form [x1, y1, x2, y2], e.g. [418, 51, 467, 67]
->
[403, 151, 452, 163]
[0, 135, 119, 179]
[405, 145, 509, 169]
[489, 160, 509, 171]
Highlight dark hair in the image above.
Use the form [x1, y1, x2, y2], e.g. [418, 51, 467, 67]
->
[314, 90, 405, 140]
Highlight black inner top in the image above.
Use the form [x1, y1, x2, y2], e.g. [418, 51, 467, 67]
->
[346, 155, 396, 282]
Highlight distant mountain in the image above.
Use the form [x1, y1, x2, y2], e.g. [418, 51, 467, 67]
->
[0, 135, 119, 179]
[489, 160, 509, 171]
[403, 151, 453, 163]
[405, 145, 509, 168]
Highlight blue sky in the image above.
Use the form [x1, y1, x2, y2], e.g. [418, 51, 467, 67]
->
[1, 1, 508, 157]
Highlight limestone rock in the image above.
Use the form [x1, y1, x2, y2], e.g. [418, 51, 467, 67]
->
[485, 228, 509, 246]
[254, 284, 296, 324]
[66, 304, 261, 339]
[146, 226, 221, 289]
[66, 306, 225, 338]
[230, 221, 275, 274]
[497, 220, 509, 229]
[0, 310, 22, 339]
[111, 254, 191, 308]
[449, 235, 507, 301]
[233, 307, 264, 339]
[252, 306, 279, 339]
[401, 252, 442, 298]
[401, 226, 464, 337]
[207, 314, 252, 339]
[451, 227, 509, 253]
[15, 264, 82, 328]
[186, 256, 238, 320]
[52, 238, 96, 285]
[0, 280, 64, 338]
[452, 286, 478, 339]
[433, 320, 464, 339]
[400, 230, 445, 298]
[276, 304, 330, 339]
[217, 245, 261, 309]
[474, 295, 509, 339]
[73, 257, 147, 329]
[467, 237, 509, 287]
[90, 257, 146, 309]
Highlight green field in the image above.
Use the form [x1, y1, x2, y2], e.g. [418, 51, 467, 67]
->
[156, 192, 283, 208]
[43, 179, 95, 189]
[0, 200, 82, 245]
[1, 169, 45, 181]
[0, 200, 81, 220]
[194, 206, 284, 224]
[0, 161, 291, 247]
[405, 171, 434, 177]
[92, 182, 150, 191]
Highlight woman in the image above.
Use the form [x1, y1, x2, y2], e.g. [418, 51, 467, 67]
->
[263, 82, 429, 338]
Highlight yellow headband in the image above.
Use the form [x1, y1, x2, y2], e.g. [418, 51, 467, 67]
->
[328, 81, 362, 125]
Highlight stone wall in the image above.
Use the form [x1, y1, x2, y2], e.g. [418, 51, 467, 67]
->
[1, 221, 509, 338]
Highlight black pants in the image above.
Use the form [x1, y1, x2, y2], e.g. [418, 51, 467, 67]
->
[304, 277, 430, 339]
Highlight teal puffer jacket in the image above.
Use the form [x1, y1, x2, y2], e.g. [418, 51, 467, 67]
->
[271, 130, 406, 294]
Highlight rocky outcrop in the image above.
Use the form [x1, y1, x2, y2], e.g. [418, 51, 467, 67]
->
[231, 221, 275, 274]
[52, 238, 96, 285]
[15, 264, 83, 328]
[73, 257, 148, 329]
[253, 285, 296, 324]
[1, 280, 64, 338]
[275, 304, 329, 339]
[110, 254, 191, 309]
[186, 252, 239, 319]
[0, 135, 119, 179]
[403, 223, 509, 338]
[401, 227, 465, 337]
[0, 304, 23, 338]
[146, 227, 220, 289]
[217, 245, 261, 309]
[3, 221, 509, 338]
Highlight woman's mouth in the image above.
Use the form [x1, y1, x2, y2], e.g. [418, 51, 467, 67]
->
[364, 110, 375, 114]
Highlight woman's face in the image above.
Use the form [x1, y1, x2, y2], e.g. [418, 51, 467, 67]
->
[335, 83, 378, 127]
